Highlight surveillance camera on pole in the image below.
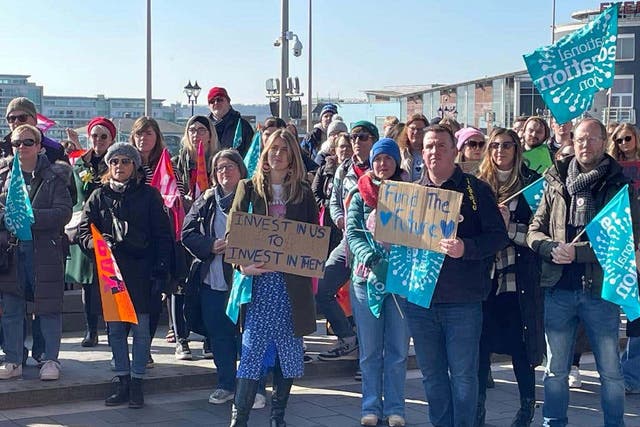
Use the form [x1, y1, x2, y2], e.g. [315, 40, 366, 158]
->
[292, 36, 302, 57]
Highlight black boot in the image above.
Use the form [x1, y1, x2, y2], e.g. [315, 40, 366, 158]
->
[81, 330, 98, 347]
[475, 392, 486, 427]
[105, 375, 130, 406]
[129, 377, 144, 409]
[230, 378, 259, 427]
[510, 398, 535, 427]
[270, 367, 293, 427]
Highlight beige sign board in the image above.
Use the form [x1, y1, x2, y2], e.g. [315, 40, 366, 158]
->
[225, 212, 331, 278]
[374, 181, 463, 253]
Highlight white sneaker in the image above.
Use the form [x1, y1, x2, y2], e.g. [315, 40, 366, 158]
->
[0, 362, 22, 380]
[252, 393, 266, 409]
[39, 360, 60, 381]
[568, 365, 582, 388]
[360, 414, 378, 426]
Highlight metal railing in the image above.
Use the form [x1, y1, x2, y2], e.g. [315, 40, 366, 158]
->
[603, 107, 636, 124]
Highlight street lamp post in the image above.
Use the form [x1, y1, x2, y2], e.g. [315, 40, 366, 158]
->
[183, 80, 201, 117]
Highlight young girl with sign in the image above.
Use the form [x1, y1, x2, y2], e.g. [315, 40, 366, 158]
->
[226, 129, 317, 427]
[476, 128, 544, 426]
[346, 138, 409, 427]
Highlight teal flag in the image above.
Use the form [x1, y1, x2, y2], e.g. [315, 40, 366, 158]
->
[4, 154, 34, 241]
[366, 259, 389, 318]
[522, 176, 546, 213]
[243, 131, 261, 178]
[585, 185, 640, 321]
[225, 270, 253, 324]
[232, 119, 243, 150]
[385, 245, 445, 309]
[523, 3, 618, 123]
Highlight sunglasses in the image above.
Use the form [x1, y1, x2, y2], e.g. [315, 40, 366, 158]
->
[465, 140, 485, 149]
[90, 133, 110, 141]
[350, 133, 372, 142]
[488, 141, 516, 150]
[109, 158, 133, 166]
[615, 135, 633, 144]
[6, 114, 29, 124]
[209, 97, 226, 104]
[10, 138, 36, 147]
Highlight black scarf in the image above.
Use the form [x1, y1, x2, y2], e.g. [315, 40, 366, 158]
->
[565, 157, 610, 226]
[214, 185, 235, 213]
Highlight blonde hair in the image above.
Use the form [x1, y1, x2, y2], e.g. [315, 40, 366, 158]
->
[608, 122, 640, 161]
[477, 128, 524, 203]
[180, 115, 219, 159]
[253, 129, 306, 204]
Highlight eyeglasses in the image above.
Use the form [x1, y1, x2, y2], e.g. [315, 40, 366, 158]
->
[215, 163, 238, 173]
[615, 135, 633, 144]
[109, 158, 133, 166]
[188, 127, 208, 135]
[350, 133, 371, 142]
[10, 138, 36, 147]
[90, 133, 110, 141]
[407, 126, 426, 133]
[209, 97, 226, 104]
[488, 141, 516, 150]
[465, 140, 485, 149]
[269, 146, 289, 155]
[6, 114, 29, 124]
[575, 136, 603, 146]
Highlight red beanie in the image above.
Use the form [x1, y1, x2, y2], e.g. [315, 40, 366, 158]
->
[87, 117, 117, 139]
[207, 87, 230, 103]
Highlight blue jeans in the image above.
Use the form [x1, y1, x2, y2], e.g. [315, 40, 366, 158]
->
[350, 282, 409, 418]
[543, 288, 624, 427]
[622, 336, 640, 392]
[315, 243, 355, 339]
[108, 313, 150, 379]
[406, 302, 482, 427]
[0, 241, 62, 364]
[200, 286, 238, 391]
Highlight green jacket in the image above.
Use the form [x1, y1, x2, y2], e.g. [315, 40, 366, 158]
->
[527, 154, 640, 296]
[226, 178, 318, 337]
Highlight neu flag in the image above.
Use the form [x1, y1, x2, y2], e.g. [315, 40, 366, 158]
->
[194, 141, 210, 198]
[4, 154, 34, 240]
[523, 3, 618, 123]
[243, 131, 261, 177]
[232, 119, 243, 150]
[151, 148, 185, 240]
[585, 184, 640, 321]
[385, 245, 445, 310]
[36, 113, 56, 133]
[522, 176, 546, 213]
[90, 224, 138, 324]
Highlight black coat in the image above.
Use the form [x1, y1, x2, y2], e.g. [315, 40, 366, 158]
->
[209, 109, 254, 157]
[77, 178, 172, 314]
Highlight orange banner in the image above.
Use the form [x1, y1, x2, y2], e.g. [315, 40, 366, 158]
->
[91, 224, 138, 324]
[195, 141, 209, 197]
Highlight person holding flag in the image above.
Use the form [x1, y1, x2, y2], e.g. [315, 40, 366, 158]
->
[527, 117, 640, 426]
[207, 87, 253, 156]
[77, 142, 172, 408]
[345, 138, 409, 427]
[0, 124, 72, 381]
[476, 128, 543, 426]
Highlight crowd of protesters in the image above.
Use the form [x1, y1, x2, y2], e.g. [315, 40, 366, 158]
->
[0, 91, 639, 427]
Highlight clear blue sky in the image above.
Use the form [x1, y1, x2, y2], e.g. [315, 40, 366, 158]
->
[2, 0, 596, 105]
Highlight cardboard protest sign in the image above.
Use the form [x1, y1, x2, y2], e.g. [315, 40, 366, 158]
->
[374, 181, 463, 253]
[620, 160, 640, 192]
[225, 212, 331, 278]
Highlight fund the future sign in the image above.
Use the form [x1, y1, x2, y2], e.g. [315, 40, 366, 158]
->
[523, 3, 618, 123]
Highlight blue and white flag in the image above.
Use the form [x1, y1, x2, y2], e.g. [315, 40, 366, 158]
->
[243, 131, 261, 178]
[232, 119, 243, 150]
[4, 154, 34, 241]
[385, 245, 445, 309]
[522, 176, 546, 213]
[523, 3, 618, 123]
[585, 184, 640, 321]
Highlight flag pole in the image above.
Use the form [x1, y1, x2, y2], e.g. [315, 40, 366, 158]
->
[500, 177, 544, 205]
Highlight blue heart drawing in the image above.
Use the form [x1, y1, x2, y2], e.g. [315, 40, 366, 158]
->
[440, 219, 455, 238]
[379, 210, 392, 226]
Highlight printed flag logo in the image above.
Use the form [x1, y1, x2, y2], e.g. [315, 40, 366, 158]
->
[232, 119, 243, 150]
[522, 176, 547, 213]
[585, 184, 640, 321]
[523, 3, 618, 123]
[4, 154, 34, 240]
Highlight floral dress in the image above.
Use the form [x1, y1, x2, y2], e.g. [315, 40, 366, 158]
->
[237, 184, 304, 380]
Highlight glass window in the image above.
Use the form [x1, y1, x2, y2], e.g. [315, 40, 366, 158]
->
[616, 35, 635, 61]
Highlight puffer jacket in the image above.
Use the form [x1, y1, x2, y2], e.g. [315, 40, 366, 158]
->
[0, 155, 73, 313]
[527, 154, 640, 296]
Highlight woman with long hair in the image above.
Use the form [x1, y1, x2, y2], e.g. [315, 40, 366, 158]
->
[608, 122, 640, 162]
[226, 129, 317, 426]
[397, 113, 429, 181]
[476, 128, 544, 426]
[129, 116, 167, 183]
[346, 138, 409, 427]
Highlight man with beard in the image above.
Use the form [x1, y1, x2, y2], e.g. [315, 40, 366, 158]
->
[521, 116, 553, 174]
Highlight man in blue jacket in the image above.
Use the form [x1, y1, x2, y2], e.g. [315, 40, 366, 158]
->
[207, 87, 254, 157]
[406, 124, 508, 427]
